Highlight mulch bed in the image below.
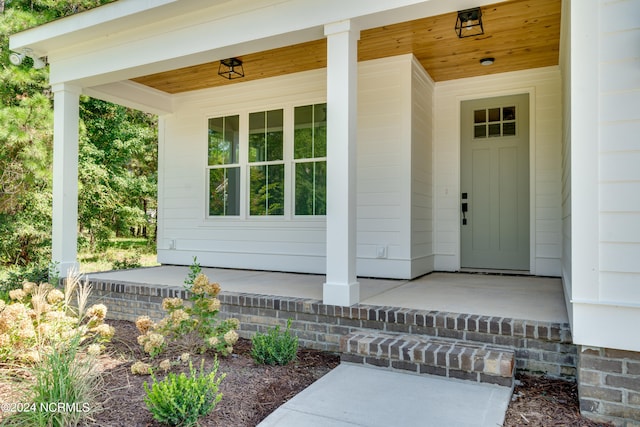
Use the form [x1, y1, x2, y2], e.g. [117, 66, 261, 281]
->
[504, 374, 613, 427]
[87, 320, 340, 426]
[0, 319, 615, 426]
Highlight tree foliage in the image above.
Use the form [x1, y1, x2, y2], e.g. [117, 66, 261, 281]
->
[79, 97, 157, 248]
[0, 0, 157, 266]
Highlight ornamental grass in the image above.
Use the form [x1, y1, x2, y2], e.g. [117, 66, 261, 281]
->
[0, 269, 113, 427]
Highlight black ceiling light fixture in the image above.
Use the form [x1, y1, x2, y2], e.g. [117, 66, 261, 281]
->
[480, 57, 495, 66]
[218, 58, 244, 80]
[455, 7, 484, 38]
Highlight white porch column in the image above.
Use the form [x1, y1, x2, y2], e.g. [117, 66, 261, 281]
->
[323, 20, 360, 306]
[52, 83, 81, 277]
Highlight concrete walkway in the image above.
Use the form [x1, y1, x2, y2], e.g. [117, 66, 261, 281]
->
[258, 364, 512, 427]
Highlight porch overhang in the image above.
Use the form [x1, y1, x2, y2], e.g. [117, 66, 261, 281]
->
[9, 0, 527, 91]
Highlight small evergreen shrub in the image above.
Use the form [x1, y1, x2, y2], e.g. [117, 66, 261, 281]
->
[143, 359, 225, 427]
[251, 319, 298, 366]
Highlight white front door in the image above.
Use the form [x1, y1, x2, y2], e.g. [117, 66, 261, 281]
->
[460, 94, 530, 270]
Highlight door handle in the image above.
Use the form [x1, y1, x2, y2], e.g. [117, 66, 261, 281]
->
[461, 193, 468, 225]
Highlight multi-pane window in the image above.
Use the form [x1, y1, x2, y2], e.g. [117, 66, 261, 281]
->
[248, 109, 284, 216]
[294, 103, 327, 215]
[473, 106, 516, 139]
[206, 104, 327, 218]
[208, 115, 240, 216]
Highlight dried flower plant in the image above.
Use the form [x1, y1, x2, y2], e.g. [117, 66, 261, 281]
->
[131, 259, 239, 374]
[0, 269, 113, 364]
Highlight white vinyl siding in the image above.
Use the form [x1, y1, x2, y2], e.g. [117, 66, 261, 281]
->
[566, 0, 640, 352]
[597, 0, 640, 306]
[158, 56, 564, 279]
[410, 57, 435, 277]
[357, 55, 414, 278]
[158, 56, 423, 278]
[158, 69, 328, 273]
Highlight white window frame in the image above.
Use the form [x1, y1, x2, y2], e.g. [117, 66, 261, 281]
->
[292, 102, 327, 217]
[247, 108, 286, 217]
[205, 114, 242, 217]
[205, 101, 327, 220]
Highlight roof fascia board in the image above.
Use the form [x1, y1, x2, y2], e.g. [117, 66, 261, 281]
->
[10, 0, 227, 57]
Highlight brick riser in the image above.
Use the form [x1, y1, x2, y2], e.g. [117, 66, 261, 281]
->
[341, 332, 515, 387]
[86, 279, 576, 378]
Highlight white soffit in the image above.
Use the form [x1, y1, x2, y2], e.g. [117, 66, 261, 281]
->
[83, 81, 174, 115]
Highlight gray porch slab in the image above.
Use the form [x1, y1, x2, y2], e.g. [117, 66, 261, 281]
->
[257, 364, 512, 427]
[87, 266, 568, 323]
[365, 272, 568, 323]
[87, 266, 406, 303]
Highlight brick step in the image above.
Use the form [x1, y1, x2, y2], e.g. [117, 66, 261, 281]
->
[340, 332, 515, 387]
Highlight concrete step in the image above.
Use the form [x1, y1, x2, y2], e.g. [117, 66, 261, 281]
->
[340, 332, 515, 387]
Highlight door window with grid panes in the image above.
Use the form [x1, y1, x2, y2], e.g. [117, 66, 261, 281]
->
[473, 106, 516, 139]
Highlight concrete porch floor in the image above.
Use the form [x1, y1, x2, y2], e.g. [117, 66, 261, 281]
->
[87, 266, 569, 324]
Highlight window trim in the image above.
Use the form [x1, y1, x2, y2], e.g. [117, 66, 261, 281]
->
[206, 114, 242, 217]
[247, 108, 285, 217]
[204, 101, 327, 221]
[292, 102, 327, 217]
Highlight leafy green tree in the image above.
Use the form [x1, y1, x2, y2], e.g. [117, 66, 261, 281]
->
[0, 0, 156, 267]
[2, 1, 114, 20]
[79, 98, 157, 248]
[0, 6, 54, 266]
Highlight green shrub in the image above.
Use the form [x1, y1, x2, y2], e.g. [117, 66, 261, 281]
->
[0, 263, 50, 293]
[111, 252, 142, 270]
[143, 359, 225, 427]
[251, 319, 298, 366]
[0, 262, 60, 300]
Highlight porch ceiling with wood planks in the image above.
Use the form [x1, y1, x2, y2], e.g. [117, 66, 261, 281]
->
[132, 0, 560, 94]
